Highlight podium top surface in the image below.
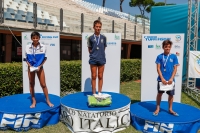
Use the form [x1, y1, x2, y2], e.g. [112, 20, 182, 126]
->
[0, 93, 60, 114]
[61, 92, 131, 111]
[130, 101, 200, 123]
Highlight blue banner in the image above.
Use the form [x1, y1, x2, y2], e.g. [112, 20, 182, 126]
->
[150, 4, 188, 83]
[131, 115, 200, 133]
[0, 107, 60, 131]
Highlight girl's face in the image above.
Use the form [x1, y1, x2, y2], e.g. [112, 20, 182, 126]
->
[93, 23, 102, 34]
[163, 44, 171, 54]
[31, 35, 40, 44]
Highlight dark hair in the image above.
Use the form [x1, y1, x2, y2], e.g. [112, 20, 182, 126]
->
[162, 40, 172, 48]
[31, 31, 40, 38]
[93, 20, 102, 27]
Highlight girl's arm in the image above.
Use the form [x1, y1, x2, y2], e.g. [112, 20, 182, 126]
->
[24, 46, 31, 67]
[26, 61, 31, 67]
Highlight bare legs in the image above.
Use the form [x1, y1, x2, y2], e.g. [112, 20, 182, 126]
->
[154, 93, 163, 114]
[28, 68, 36, 108]
[154, 93, 176, 115]
[168, 95, 176, 114]
[97, 65, 104, 93]
[90, 65, 105, 94]
[28, 67, 54, 108]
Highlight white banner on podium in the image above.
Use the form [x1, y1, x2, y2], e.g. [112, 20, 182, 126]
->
[22, 32, 60, 96]
[81, 33, 121, 93]
[141, 34, 184, 102]
[60, 104, 130, 133]
[189, 51, 200, 78]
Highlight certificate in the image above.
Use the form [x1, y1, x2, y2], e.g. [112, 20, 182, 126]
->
[159, 81, 175, 91]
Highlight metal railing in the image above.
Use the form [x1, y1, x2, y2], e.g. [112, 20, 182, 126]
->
[1, 1, 150, 40]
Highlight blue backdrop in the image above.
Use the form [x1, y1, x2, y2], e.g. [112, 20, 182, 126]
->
[150, 3, 200, 85]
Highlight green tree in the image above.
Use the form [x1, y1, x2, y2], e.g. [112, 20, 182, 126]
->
[146, 2, 175, 13]
[120, 0, 124, 12]
[129, 0, 154, 17]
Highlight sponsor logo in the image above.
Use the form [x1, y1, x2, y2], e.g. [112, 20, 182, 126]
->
[148, 45, 154, 48]
[194, 53, 200, 74]
[115, 34, 120, 40]
[50, 44, 55, 46]
[85, 35, 89, 40]
[175, 35, 181, 42]
[0, 113, 41, 131]
[41, 42, 49, 45]
[24, 35, 29, 40]
[176, 52, 180, 56]
[40, 34, 58, 39]
[155, 44, 161, 49]
[107, 42, 116, 45]
[197, 58, 200, 65]
[27, 42, 32, 45]
[175, 72, 179, 77]
[144, 36, 171, 41]
[144, 121, 174, 132]
[174, 45, 181, 49]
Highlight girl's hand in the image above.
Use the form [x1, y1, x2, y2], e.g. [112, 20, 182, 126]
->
[37, 66, 41, 71]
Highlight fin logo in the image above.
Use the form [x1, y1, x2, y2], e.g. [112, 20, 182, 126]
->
[144, 121, 174, 133]
[0, 113, 41, 130]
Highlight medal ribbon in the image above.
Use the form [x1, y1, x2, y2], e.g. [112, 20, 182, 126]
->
[94, 34, 100, 46]
[32, 43, 40, 62]
[33, 47, 37, 61]
[163, 54, 170, 69]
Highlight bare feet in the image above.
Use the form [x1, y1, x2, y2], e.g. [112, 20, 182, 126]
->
[30, 99, 36, 108]
[153, 109, 160, 116]
[47, 101, 54, 107]
[169, 110, 179, 116]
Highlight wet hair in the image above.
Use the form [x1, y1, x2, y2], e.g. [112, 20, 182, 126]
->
[31, 31, 40, 38]
[93, 20, 102, 27]
[162, 40, 172, 48]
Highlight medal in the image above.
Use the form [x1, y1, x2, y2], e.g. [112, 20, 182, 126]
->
[97, 47, 99, 50]
[163, 53, 170, 72]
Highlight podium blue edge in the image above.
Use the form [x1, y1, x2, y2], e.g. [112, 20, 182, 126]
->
[130, 101, 200, 133]
[0, 93, 60, 131]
